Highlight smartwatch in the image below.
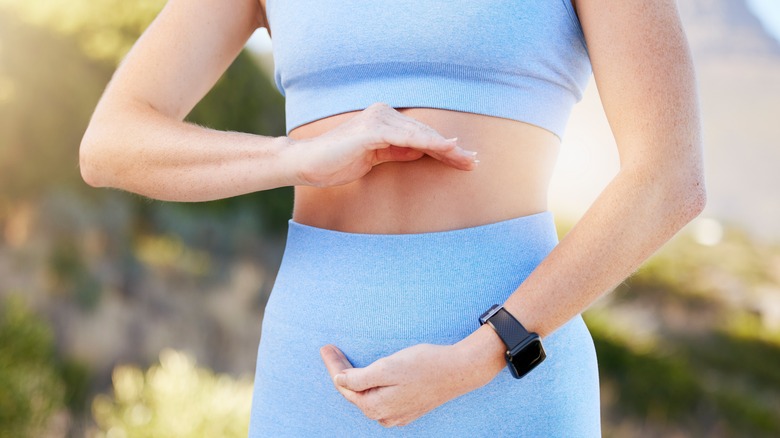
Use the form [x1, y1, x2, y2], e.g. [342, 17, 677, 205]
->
[479, 304, 546, 379]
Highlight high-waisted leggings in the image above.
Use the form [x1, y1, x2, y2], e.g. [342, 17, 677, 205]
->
[249, 211, 600, 437]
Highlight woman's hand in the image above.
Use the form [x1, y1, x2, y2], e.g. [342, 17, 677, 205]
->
[291, 102, 479, 188]
[320, 337, 502, 428]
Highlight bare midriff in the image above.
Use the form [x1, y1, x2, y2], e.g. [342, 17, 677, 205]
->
[289, 108, 561, 234]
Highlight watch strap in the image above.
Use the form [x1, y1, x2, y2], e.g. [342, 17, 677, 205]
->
[480, 304, 531, 351]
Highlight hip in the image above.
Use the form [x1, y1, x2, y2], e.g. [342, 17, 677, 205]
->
[249, 211, 601, 436]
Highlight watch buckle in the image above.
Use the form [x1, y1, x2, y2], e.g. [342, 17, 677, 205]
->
[479, 304, 502, 325]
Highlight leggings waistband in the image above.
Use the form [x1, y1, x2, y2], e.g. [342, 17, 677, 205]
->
[266, 211, 559, 339]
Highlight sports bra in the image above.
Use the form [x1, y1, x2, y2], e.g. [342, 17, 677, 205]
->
[265, 0, 591, 139]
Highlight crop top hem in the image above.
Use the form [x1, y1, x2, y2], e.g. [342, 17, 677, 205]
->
[283, 62, 580, 139]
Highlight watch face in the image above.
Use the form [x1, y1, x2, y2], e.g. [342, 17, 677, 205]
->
[507, 337, 546, 379]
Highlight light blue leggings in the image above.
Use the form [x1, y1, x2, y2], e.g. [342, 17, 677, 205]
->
[249, 211, 601, 437]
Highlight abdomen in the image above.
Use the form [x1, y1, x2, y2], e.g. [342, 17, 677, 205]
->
[290, 108, 562, 234]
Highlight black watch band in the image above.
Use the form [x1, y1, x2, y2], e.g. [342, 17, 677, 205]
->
[479, 304, 530, 349]
[479, 304, 546, 379]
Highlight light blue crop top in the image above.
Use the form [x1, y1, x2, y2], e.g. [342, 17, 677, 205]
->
[266, 0, 591, 139]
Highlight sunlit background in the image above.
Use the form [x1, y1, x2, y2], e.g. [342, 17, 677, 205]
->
[1, 1, 779, 437]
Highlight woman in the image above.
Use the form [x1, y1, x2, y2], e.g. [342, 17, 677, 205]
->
[79, 0, 705, 435]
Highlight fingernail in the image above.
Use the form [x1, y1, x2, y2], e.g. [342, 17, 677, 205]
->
[474, 159, 481, 165]
[334, 373, 345, 386]
[444, 137, 458, 143]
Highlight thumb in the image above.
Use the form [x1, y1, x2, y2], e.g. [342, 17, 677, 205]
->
[334, 362, 389, 392]
[320, 344, 354, 378]
[373, 145, 425, 165]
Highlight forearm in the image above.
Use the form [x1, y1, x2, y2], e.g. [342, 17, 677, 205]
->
[459, 164, 706, 377]
[511, 165, 705, 335]
[79, 100, 299, 202]
[79, 101, 478, 203]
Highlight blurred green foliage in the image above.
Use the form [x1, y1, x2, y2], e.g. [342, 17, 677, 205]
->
[586, 226, 780, 437]
[92, 349, 253, 438]
[588, 312, 780, 436]
[0, 297, 64, 438]
[47, 235, 102, 310]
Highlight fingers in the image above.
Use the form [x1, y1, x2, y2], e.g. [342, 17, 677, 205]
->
[368, 118, 457, 153]
[361, 103, 450, 149]
[426, 148, 479, 171]
[334, 363, 393, 392]
[321, 345, 397, 393]
[320, 345, 362, 404]
[321, 346, 393, 392]
[320, 344, 353, 376]
[300, 102, 478, 187]
[359, 103, 479, 169]
[320, 345, 419, 428]
[373, 146, 425, 165]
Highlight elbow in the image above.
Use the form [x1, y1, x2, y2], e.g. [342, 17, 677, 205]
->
[667, 172, 707, 226]
[79, 96, 141, 189]
[79, 137, 101, 188]
[629, 152, 707, 225]
[681, 176, 707, 221]
[79, 126, 111, 188]
[79, 147, 98, 188]
[628, 162, 707, 227]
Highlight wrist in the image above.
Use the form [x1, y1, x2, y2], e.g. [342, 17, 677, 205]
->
[503, 301, 548, 339]
[273, 135, 310, 187]
[454, 324, 507, 387]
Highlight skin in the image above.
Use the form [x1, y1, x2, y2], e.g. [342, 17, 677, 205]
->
[79, 0, 706, 429]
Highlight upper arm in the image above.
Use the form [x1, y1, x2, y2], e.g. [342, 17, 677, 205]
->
[574, 0, 702, 174]
[96, 0, 263, 121]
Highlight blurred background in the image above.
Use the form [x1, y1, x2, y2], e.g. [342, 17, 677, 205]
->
[0, 0, 778, 437]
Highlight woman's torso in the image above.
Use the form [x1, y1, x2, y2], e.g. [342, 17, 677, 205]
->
[259, 0, 587, 233]
[290, 110, 561, 234]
